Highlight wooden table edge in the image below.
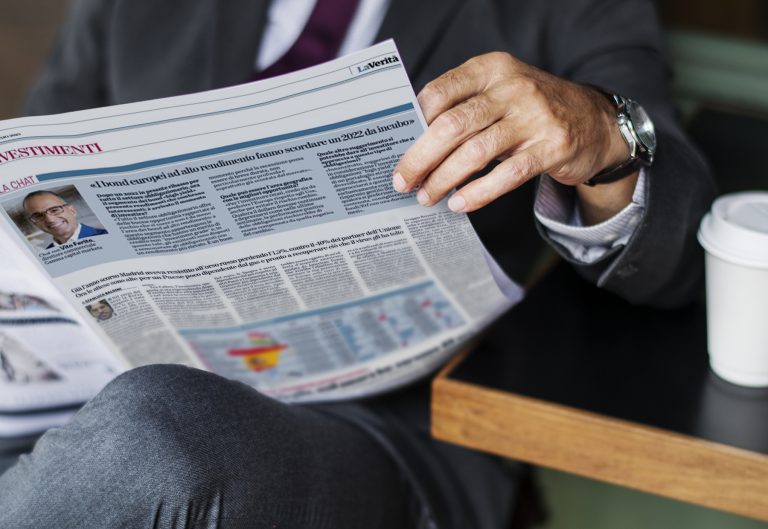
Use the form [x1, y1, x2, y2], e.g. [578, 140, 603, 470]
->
[431, 375, 768, 522]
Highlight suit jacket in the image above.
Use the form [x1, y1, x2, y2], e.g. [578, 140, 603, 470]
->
[25, 0, 716, 307]
[45, 223, 108, 249]
[80, 223, 107, 237]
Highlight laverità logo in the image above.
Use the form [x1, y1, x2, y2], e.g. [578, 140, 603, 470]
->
[354, 55, 400, 74]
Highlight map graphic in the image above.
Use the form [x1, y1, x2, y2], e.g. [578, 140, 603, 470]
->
[181, 281, 464, 388]
[227, 332, 287, 373]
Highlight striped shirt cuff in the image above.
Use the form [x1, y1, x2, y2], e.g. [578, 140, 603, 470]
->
[534, 169, 647, 264]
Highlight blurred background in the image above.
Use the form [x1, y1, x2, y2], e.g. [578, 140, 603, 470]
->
[0, 1, 68, 120]
[1, 1, 766, 528]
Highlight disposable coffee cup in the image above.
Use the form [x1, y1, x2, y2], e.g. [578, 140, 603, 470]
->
[698, 192, 768, 387]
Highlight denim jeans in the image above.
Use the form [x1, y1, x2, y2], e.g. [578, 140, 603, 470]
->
[0, 365, 518, 528]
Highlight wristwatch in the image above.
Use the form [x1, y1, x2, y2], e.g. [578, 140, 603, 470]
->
[584, 92, 656, 186]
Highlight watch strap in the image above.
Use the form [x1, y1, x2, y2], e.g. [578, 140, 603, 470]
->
[583, 156, 642, 186]
[583, 88, 645, 186]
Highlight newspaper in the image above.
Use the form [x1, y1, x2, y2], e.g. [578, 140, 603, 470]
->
[0, 40, 522, 411]
[0, 225, 120, 435]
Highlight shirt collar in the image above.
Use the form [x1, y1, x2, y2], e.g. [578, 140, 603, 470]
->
[52, 223, 82, 246]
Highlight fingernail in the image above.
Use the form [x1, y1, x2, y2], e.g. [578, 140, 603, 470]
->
[393, 172, 406, 192]
[448, 194, 466, 212]
[416, 188, 431, 206]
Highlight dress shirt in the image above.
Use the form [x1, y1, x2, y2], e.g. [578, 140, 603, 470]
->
[256, 0, 390, 70]
[51, 223, 82, 246]
[535, 170, 647, 264]
[255, 0, 646, 263]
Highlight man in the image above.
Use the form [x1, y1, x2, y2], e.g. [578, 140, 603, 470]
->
[22, 190, 107, 248]
[85, 299, 114, 321]
[0, 0, 714, 528]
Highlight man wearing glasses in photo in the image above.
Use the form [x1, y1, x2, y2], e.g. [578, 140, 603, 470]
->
[22, 190, 107, 248]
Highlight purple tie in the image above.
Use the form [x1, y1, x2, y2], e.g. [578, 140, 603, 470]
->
[253, 0, 361, 81]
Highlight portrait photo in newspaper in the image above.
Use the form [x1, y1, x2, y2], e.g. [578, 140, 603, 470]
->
[85, 299, 114, 322]
[2, 185, 108, 251]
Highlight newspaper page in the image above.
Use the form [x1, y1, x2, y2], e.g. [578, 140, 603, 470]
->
[0, 41, 522, 403]
[0, 224, 120, 435]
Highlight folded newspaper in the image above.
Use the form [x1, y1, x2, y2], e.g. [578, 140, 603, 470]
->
[0, 41, 522, 436]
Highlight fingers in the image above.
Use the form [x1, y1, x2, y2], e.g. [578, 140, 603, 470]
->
[413, 119, 523, 206]
[446, 144, 548, 213]
[392, 55, 512, 194]
[391, 51, 608, 214]
[394, 92, 501, 193]
[416, 57, 493, 123]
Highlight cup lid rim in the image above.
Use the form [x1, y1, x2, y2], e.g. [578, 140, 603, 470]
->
[698, 192, 768, 268]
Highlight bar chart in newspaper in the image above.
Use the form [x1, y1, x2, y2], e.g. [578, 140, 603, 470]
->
[180, 281, 463, 391]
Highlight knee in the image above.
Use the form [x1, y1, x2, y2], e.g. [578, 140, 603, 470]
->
[74, 365, 279, 491]
[91, 363, 271, 441]
[100, 363, 220, 404]
[96, 364, 263, 421]
[24, 365, 288, 521]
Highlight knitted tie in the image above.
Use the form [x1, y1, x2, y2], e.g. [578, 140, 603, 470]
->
[253, 0, 361, 80]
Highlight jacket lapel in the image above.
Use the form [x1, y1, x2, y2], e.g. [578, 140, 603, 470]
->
[376, 0, 462, 82]
[209, 0, 272, 88]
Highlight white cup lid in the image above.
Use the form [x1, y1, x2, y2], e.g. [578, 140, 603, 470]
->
[698, 191, 768, 268]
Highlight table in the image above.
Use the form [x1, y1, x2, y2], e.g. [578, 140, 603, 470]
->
[432, 263, 768, 522]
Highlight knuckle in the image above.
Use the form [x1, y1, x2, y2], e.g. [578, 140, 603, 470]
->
[510, 154, 540, 181]
[465, 95, 493, 124]
[434, 110, 467, 139]
[433, 95, 492, 142]
[514, 75, 539, 98]
[510, 159, 531, 181]
[462, 137, 491, 169]
[552, 127, 572, 151]
[485, 51, 515, 69]
[464, 54, 483, 68]
[420, 80, 449, 107]
[501, 52, 519, 70]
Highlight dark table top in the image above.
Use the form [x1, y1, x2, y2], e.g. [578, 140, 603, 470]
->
[450, 262, 768, 456]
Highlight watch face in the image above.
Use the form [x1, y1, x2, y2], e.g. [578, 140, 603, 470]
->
[626, 99, 657, 155]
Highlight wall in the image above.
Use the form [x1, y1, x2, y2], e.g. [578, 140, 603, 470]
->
[0, 0, 69, 119]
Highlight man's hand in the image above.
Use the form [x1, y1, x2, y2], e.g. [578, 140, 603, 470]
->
[392, 52, 635, 221]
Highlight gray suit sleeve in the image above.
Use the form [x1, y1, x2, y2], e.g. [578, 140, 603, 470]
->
[534, 0, 716, 308]
[24, 0, 115, 116]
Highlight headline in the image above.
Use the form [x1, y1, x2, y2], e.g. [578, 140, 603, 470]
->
[88, 118, 415, 189]
[0, 143, 102, 166]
